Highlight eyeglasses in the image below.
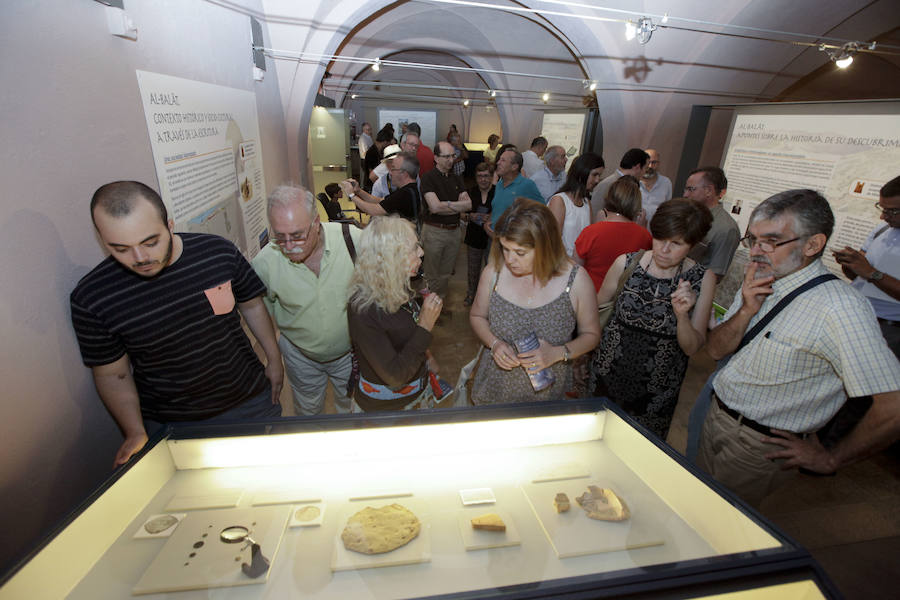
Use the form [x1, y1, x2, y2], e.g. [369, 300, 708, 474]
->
[740, 234, 801, 253]
[875, 202, 900, 217]
[272, 221, 315, 246]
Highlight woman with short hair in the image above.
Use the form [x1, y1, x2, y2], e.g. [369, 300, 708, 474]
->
[590, 199, 716, 439]
[469, 198, 600, 404]
[347, 216, 443, 411]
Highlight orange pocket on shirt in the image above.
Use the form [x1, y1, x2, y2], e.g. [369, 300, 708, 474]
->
[204, 280, 235, 315]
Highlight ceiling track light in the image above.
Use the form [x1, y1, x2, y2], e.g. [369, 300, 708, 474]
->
[490, 89, 496, 97]
[371, 58, 381, 72]
[583, 80, 598, 92]
[819, 41, 874, 68]
[541, 92, 550, 103]
[463, 99, 470, 106]
[636, 17, 657, 44]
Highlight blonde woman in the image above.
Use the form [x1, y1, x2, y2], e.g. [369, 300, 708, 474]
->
[347, 216, 443, 411]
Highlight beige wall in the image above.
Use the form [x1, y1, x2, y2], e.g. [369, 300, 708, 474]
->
[0, 0, 289, 572]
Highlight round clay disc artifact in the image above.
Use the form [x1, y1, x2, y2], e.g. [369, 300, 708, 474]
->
[144, 515, 179, 534]
[294, 505, 321, 522]
[341, 504, 420, 555]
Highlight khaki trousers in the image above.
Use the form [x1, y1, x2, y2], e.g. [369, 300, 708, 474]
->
[696, 398, 796, 507]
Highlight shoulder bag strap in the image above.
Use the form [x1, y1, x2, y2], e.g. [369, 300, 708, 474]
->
[735, 273, 838, 354]
[341, 222, 357, 264]
[614, 250, 645, 298]
[872, 224, 889, 241]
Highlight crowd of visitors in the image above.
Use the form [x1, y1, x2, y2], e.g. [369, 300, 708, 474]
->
[71, 120, 900, 507]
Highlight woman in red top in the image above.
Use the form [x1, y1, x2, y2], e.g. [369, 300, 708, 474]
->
[574, 176, 652, 293]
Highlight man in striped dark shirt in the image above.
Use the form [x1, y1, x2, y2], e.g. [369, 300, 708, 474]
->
[70, 181, 284, 467]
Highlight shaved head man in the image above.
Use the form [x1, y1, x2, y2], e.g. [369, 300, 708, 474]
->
[639, 148, 673, 223]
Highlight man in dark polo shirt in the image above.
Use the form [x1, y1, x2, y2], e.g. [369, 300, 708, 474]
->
[341, 152, 421, 223]
[420, 140, 472, 305]
[70, 181, 284, 467]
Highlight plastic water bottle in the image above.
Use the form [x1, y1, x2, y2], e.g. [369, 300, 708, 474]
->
[515, 332, 556, 392]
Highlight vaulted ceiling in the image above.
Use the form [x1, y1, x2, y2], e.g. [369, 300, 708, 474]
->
[258, 0, 900, 177]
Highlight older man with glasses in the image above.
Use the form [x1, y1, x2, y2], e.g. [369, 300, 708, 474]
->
[251, 185, 361, 416]
[341, 152, 421, 224]
[693, 189, 900, 507]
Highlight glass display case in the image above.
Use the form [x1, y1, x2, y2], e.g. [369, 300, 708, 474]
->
[0, 400, 838, 599]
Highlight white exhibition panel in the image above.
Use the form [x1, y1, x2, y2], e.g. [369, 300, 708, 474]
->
[378, 109, 439, 148]
[715, 102, 900, 304]
[136, 71, 269, 258]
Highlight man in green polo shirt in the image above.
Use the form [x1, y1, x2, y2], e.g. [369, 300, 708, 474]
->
[252, 186, 360, 415]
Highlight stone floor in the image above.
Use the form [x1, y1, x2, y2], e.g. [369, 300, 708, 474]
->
[279, 239, 900, 598]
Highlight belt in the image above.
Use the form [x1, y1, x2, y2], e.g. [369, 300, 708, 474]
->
[425, 221, 459, 230]
[714, 393, 774, 437]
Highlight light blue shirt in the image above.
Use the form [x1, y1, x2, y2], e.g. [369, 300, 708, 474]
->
[530, 165, 566, 202]
[852, 224, 900, 321]
[639, 174, 673, 223]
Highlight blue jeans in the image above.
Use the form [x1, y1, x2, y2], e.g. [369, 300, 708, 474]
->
[144, 382, 282, 436]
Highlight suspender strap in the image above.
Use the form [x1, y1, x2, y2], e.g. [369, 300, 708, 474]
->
[735, 273, 838, 354]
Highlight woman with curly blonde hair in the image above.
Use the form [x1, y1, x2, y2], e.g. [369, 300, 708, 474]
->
[348, 216, 443, 411]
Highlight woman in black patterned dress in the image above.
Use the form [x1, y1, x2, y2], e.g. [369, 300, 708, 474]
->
[590, 200, 716, 439]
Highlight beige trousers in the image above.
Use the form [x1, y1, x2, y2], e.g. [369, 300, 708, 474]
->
[696, 398, 797, 507]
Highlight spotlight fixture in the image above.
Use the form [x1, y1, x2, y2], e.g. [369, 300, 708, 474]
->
[589, 81, 597, 92]
[582, 80, 598, 92]
[624, 21, 636, 41]
[541, 92, 550, 104]
[819, 41, 874, 69]
[835, 54, 853, 69]
[371, 58, 381, 72]
[490, 90, 496, 97]
[636, 17, 657, 44]
[351, 93, 358, 99]
[463, 99, 470, 107]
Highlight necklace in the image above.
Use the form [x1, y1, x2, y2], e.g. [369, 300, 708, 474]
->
[400, 299, 420, 323]
[644, 259, 684, 298]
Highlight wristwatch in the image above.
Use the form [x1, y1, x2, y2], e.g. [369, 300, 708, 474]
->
[867, 270, 884, 281]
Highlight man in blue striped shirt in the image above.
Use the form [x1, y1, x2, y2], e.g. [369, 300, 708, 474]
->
[71, 181, 283, 467]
